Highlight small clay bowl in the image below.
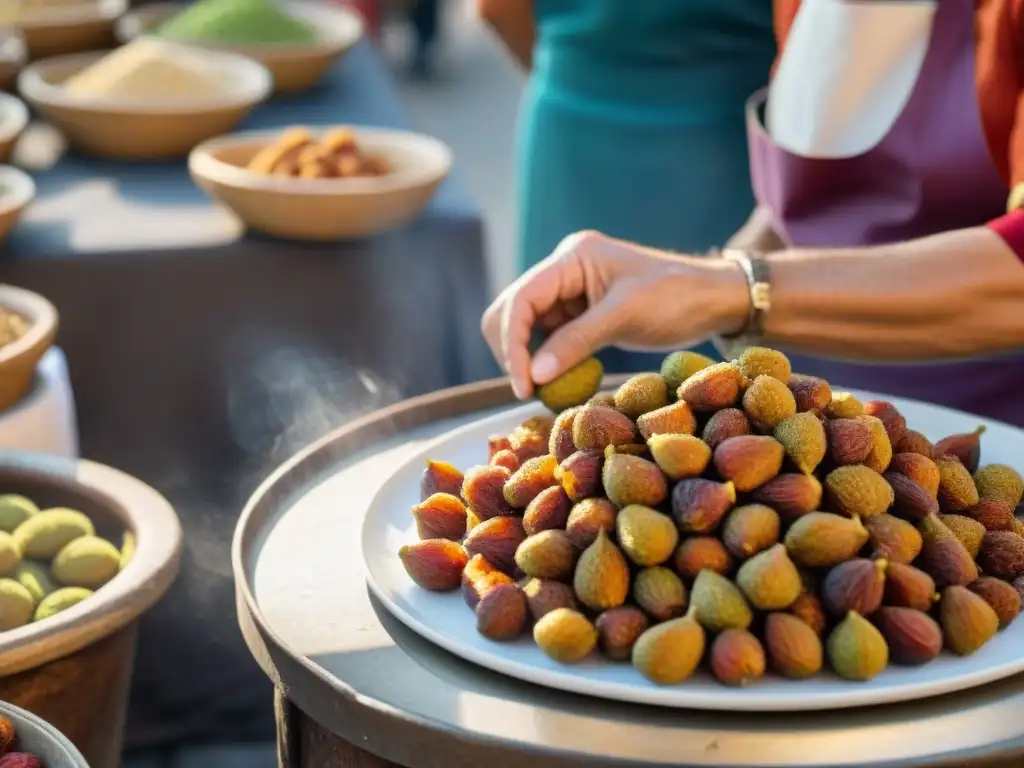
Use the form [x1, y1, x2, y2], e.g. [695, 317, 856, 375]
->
[116, 0, 364, 93]
[0, 27, 28, 90]
[188, 126, 452, 240]
[18, 43, 272, 160]
[0, 91, 29, 162]
[0, 700, 88, 768]
[0, 283, 54, 413]
[7, 0, 126, 61]
[0, 165, 35, 246]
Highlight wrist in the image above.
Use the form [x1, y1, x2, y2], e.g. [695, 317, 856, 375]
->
[677, 255, 749, 337]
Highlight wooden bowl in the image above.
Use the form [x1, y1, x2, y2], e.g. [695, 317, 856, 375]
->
[0, 701, 88, 768]
[0, 28, 27, 90]
[8, 0, 126, 61]
[0, 452, 181, 768]
[0, 91, 29, 162]
[116, 0, 364, 93]
[0, 283, 55, 414]
[17, 44, 272, 159]
[189, 127, 452, 240]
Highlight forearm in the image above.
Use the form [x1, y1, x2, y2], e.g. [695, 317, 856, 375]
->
[756, 228, 1024, 360]
[477, 0, 534, 70]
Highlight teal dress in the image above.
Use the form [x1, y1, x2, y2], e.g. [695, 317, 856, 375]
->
[517, 0, 776, 372]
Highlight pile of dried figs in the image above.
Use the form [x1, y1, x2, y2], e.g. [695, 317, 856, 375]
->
[397, 347, 1024, 686]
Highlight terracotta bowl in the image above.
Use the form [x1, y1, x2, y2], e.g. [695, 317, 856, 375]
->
[0, 283, 55, 414]
[0, 28, 27, 91]
[116, 0, 364, 93]
[189, 127, 452, 240]
[0, 451, 181, 768]
[0, 91, 29, 162]
[7, 0, 126, 61]
[0, 701, 88, 768]
[17, 45, 272, 159]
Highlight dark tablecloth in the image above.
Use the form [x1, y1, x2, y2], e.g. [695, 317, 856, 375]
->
[0, 40, 497, 748]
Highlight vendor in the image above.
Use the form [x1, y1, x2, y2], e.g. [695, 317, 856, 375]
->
[481, 0, 1024, 427]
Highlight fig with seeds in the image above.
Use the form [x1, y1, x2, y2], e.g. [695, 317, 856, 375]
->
[490, 450, 520, 472]
[476, 584, 528, 640]
[515, 530, 576, 581]
[884, 562, 937, 612]
[968, 577, 1021, 628]
[399, 540, 468, 591]
[974, 464, 1024, 508]
[412, 493, 467, 541]
[933, 426, 985, 473]
[736, 544, 801, 610]
[565, 498, 617, 549]
[917, 515, 978, 587]
[536, 357, 604, 413]
[461, 465, 513, 520]
[966, 498, 1015, 532]
[889, 453, 940, 497]
[636, 400, 697, 439]
[572, 404, 638, 451]
[462, 555, 515, 608]
[773, 411, 826, 475]
[935, 455, 979, 512]
[764, 612, 823, 678]
[509, 425, 548, 462]
[523, 486, 571, 536]
[504, 455, 560, 509]
[941, 585, 999, 655]
[857, 415, 893, 473]
[595, 606, 649, 661]
[710, 628, 766, 686]
[676, 362, 745, 411]
[631, 614, 706, 684]
[464, 516, 526, 575]
[821, 558, 886, 616]
[549, 407, 582, 462]
[673, 536, 734, 580]
[603, 452, 668, 508]
[521, 577, 577, 620]
[689, 569, 753, 632]
[895, 429, 935, 458]
[648, 433, 711, 480]
[976, 530, 1024, 580]
[672, 478, 737, 533]
[634, 567, 688, 621]
[789, 592, 828, 637]
[713, 435, 784, 492]
[787, 374, 832, 413]
[937, 514, 986, 558]
[660, 350, 715, 392]
[751, 473, 822, 521]
[826, 392, 864, 419]
[573, 530, 630, 611]
[825, 465, 894, 519]
[865, 514, 922, 564]
[702, 408, 750, 449]
[825, 418, 873, 466]
[735, 346, 791, 382]
[722, 504, 780, 559]
[784, 512, 868, 567]
[885, 472, 939, 520]
[556, 449, 603, 502]
[873, 607, 942, 665]
[742, 375, 797, 431]
[614, 373, 669, 418]
[420, 460, 465, 501]
[863, 400, 906, 448]
[534, 608, 598, 663]
[827, 611, 889, 681]
[616, 504, 679, 567]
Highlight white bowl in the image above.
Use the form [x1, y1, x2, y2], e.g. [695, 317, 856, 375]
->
[0, 164, 35, 242]
[0, 90, 29, 162]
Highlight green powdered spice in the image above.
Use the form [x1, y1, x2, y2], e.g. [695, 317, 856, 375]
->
[156, 0, 318, 45]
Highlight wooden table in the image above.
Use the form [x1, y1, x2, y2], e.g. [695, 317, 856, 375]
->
[233, 379, 1024, 768]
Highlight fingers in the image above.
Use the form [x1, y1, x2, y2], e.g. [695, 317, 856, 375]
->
[531, 295, 623, 383]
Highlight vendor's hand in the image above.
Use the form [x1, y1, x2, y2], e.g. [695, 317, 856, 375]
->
[481, 230, 749, 399]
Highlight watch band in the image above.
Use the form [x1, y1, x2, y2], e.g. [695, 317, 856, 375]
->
[712, 249, 772, 359]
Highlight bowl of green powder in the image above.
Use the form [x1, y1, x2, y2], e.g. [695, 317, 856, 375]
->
[117, 0, 364, 93]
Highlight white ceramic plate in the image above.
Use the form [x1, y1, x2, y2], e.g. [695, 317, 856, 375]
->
[363, 391, 1024, 711]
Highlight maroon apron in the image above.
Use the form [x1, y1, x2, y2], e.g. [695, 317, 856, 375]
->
[747, 0, 1024, 427]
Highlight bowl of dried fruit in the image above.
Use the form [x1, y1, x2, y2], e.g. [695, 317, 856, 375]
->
[189, 125, 452, 240]
[0, 700, 89, 768]
[0, 93, 30, 163]
[0, 285, 54, 415]
[0, 451, 181, 768]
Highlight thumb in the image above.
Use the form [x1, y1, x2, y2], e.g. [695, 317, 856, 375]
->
[529, 298, 622, 384]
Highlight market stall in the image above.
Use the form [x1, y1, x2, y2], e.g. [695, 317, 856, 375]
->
[2, 35, 494, 748]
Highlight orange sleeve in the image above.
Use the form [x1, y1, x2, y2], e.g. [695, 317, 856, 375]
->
[771, 0, 802, 76]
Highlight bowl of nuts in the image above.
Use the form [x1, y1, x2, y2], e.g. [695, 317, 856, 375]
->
[0, 700, 89, 768]
[0, 285, 55, 416]
[188, 125, 452, 240]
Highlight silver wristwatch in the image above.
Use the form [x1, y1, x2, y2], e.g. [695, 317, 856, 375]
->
[712, 248, 773, 360]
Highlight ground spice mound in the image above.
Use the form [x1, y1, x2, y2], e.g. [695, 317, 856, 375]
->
[62, 39, 234, 101]
[156, 0, 317, 45]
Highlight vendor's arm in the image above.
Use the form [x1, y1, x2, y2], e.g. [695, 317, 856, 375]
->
[477, 0, 534, 69]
